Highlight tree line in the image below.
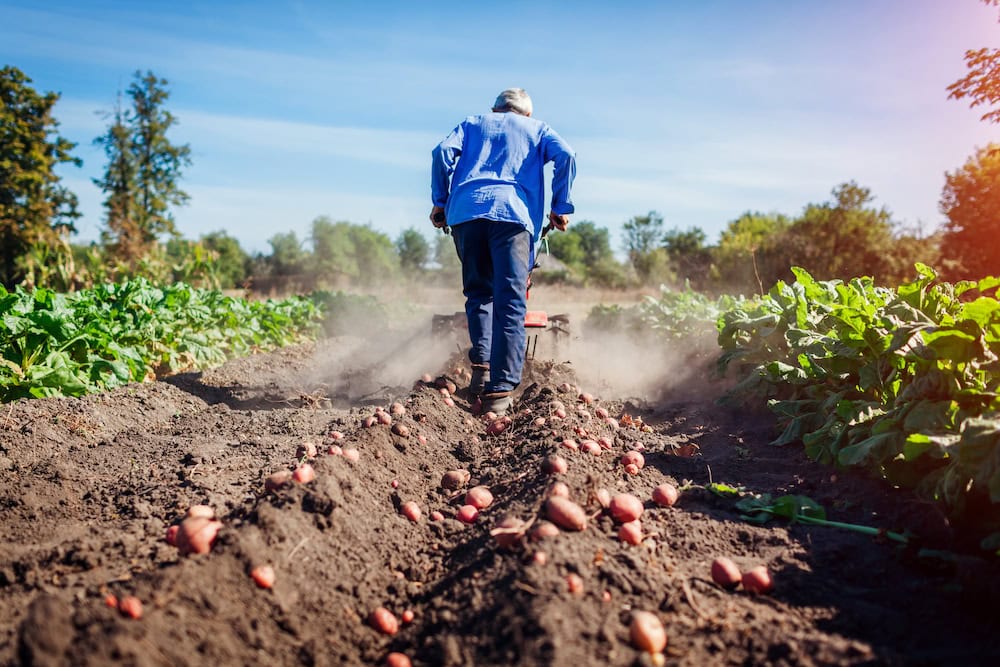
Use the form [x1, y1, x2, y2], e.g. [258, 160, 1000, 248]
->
[2, 11, 999, 294]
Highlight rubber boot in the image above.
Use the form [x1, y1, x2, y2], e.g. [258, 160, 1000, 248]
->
[469, 364, 489, 396]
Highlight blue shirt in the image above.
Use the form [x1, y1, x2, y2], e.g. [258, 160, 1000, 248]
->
[431, 112, 576, 239]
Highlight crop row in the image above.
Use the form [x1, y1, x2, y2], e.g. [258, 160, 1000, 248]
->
[0, 279, 321, 401]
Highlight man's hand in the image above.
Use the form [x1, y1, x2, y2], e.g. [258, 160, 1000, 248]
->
[548, 211, 570, 231]
[430, 206, 447, 228]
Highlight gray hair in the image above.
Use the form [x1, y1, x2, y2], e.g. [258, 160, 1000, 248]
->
[492, 88, 533, 116]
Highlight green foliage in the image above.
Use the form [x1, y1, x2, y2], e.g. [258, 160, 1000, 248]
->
[623, 211, 669, 284]
[0, 279, 320, 401]
[0, 66, 81, 286]
[199, 230, 249, 288]
[717, 265, 1000, 536]
[310, 217, 399, 286]
[267, 231, 306, 276]
[395, 227, 431, 274]
[714, 211, 791, 291]
[93, 71, 192, 262]
[940, 144, 1000, 280]
[663, 226, 712, 285]
[948, 1, 1000, 124]
[433, 233, 461, 281]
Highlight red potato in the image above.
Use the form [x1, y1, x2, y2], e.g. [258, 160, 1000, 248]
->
[542, 454, 568, 475]
[550, 399, 566, 412]
[441, 469, 471, 490]
[292, 463, 315, 484]
[386, 652, 412, 667]
[594, 406, 610, 419]
[578, 392, 594, 404]
[118, 595, 143, 620]
[711, 557, 742, 589]
[545, 496, 588, 531]
[609, 494, 644, 523]
[486, 419, 509, 436]
[327, 445, 343, 456]
[329, 430, 345, 440]
[577, 409, 591, 420]
[362, 416, 377, 428]
[465, 486, 494, 509]
[651, 483, 679, 507]
[343, 448, 360, 462]
[417, 434, 427, 445]
[420, 373, 433, 383]
[104, 594, 118, 608]
[566, 573, 584, 595]
[176, 516, 222, 556]
[296, 442, 318, 459]
[548, 481, 570, 498]
[605, 417, 620, 430]
[250, 565, 275, 589]
[558, 382, 573, 393]
[624, 463, 640, 476]
[401, 609, 415, 624]
[581, 440, 602, 455]
[265, 469, 292, 491]
[533, 417, 546, 427]
[491, 515, 527, 549]
[620, 450, 645, 469]
[595, 488, 612, 508]
[483, 411, 498, 422]
[533, 551, 548, 565]
[391, 423, 410, 438]
[401, 501, 422, 522]
[530, 521, 560, 541]
[559, 438, 578, 451]
[390, 479, 399, 488]
[602, 590, 612, 602]
[165, 524, 179, 546]
[444, 397, 455, 407]
[369, 607, 399, 635]
[439, 387, 451, 398]
[630, 610, 667, 654]
[619, 520, 643, 545]
[597, 435, 614, 450]
[553, 408, 567, 419]
[390, 402, 406, 416]
[742, 566, 773, 594]
[377, 411, 392, 426]
[187, 505, 215, 519]
[456, 504, 479, 524]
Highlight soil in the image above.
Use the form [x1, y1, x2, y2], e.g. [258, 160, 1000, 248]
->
[1, 336, 999, 667]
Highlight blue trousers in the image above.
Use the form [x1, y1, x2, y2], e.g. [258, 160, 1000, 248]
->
[451, 219, 533, 393]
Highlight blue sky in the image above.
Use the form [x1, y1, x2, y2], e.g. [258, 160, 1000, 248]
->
[2, 0, 997, 254]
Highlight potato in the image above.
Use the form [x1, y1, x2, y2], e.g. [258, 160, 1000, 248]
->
[343, 448, 360, 462]
[620, 450, 644, 469]
[533, 417, 546, 427]
[400, 501, 422, 522]
[391, 423, 410, 438]
[530, 521, 560, 541]
[118, 595, 143, 620]
[390, 402, 406, 416]
[578, 392, 594, 404]
[441, 469, 471, 490]
[165, 524, 179, 546]
[542, 454, 568, 475]
[490, 515, 527, 549]
[742, 565, 773, 594]
[465, 486, 493, 509]
[429, 510, 445, 521]
[401, 609, 415, 624]
[581, 440, 601, 455]
[187, 505, 215, 519]
[369, 607, 399, 635]
[594, 406, 610, 419]
[329, 430, 345, 440]
[362, 416, 377, 428]
[385, 652, 412, 667]
[711, 557, 741, 589]
[566, 573, 584, 595]
[545, 496, 587, 531]
[377, 411, 392, 426]
[176, 516, 222, 556]
[456, 504, 479, 524]
[609, 493, 643, 523]
[292, 463, 315, 484]
[533, 551, 548, 565]
[624, 464, 640, 476]
[651, 483, 679, 507]
[251, 565, 275, 589]
[327, 445, 343, 456]
[630, 610, 667, 653]
[597, 435, 614, 450]
[547, 481, 570, 498]
[619, 520, 643, 545]
[296, 441, 318, 459]
[595, 488, 612, 508]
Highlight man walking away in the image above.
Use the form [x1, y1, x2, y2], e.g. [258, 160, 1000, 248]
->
[430, 88, 576, 416]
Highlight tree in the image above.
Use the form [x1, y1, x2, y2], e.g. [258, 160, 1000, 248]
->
[309, 217, 399, 285]
[201, 230, 249, 288]
[713, 211, 791, 291]
[662, 226, 712, 286]
[756, 182, 898, 285]
[940, 144, 1000, 279]
[0, 66, 80, 286]
[433, 233, 461, 280]
[395, 227, 430, 274]
[948, 0, 1000, 123]
[623, 211, 669, 284]
[268, 231, 305, 276]
[94, 70, 191, 261]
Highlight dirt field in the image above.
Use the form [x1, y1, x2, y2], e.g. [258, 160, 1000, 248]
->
[2, 325, 1000, 666]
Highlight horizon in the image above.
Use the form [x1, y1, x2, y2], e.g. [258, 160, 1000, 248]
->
[2, 0, 997, 255]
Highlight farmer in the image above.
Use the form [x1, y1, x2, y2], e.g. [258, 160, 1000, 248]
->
[431, 88, 576, 415]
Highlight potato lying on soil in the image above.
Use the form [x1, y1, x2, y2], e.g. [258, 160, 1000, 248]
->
[651, 483, 679, 507]
[609, 493, 644, 523]
[711, 557, 742, 589]
[630, 610, 667, 653]
[742, 565, 773, 594]
[400, 501, 422, 522]
[176, 516, 222, 556]
[465, 486, 493, 509]
[441, 469, 471, 490]
[545, 496, 587, 531]
[369, 607, 399, 635]
[619, 520, 643, 545]
[251, 565, 276, 589]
